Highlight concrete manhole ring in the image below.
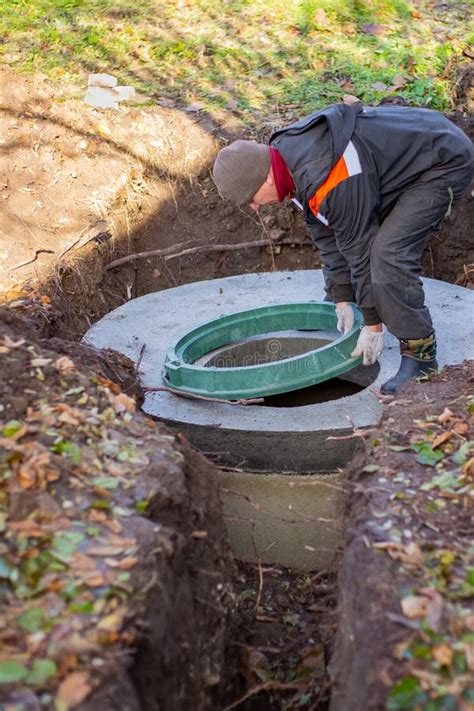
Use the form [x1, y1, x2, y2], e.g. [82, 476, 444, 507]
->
[83, 270, 474, 472]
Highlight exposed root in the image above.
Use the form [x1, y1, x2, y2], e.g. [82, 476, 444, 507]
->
[144, 385, 265, 405]
[105, 238, 313, 270]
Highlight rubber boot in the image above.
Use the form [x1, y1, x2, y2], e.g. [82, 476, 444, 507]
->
[381, 333, 438, 396]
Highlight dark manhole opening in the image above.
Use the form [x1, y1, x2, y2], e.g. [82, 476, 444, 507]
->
[203, 334, 380, 406]
[262, 376, 364, 407]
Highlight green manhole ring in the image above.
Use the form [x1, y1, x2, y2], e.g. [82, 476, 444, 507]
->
[163, 302, 363, 400]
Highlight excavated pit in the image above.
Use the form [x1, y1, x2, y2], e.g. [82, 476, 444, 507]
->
[2, 79, 472, 709]
[83, 269, 474, 571]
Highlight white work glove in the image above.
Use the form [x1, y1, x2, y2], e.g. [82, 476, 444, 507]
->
[351, 327, 384, 365]
[335, 303, 354, 334]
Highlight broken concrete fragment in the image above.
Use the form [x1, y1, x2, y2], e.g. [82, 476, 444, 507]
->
[88, 73, 118, 88]
[84, 75, 135, 108]
[115, 86, 136, 101]
[84, 86, 119, 109]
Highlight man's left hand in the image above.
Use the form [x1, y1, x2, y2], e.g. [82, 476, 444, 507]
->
[351, 325, 384, 365]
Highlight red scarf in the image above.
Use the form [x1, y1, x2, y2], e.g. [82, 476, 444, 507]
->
[270, 147, 295, 201]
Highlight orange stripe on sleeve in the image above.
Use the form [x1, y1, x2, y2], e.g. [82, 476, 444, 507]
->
[308, 155, 349, 217]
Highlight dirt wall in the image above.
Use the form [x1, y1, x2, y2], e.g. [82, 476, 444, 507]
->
[0, 303, 235, 711]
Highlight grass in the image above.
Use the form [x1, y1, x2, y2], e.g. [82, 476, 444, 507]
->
[1, 0, 473, 123]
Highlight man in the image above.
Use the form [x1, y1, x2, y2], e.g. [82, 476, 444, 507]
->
[212, 101, 473, 395]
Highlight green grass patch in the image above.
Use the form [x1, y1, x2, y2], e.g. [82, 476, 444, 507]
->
[1, 0, 472, 122]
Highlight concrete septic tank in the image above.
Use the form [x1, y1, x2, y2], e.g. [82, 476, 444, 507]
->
[84, 270, 473, 472]
[84, 270, 473, 569]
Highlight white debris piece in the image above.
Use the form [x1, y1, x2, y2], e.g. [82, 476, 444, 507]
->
[114, 86, 136, 101]
[84, 74, 136, 109]
[88, 73, 118, 88]
[84, 86, 119, 109]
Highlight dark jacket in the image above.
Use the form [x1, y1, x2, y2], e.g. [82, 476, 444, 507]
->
[270, 104, 473, 324]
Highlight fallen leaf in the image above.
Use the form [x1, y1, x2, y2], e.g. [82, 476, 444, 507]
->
[420, 587, 444, 631]
[3, 336, 25, 348]
[87, 545, 127, 556]
[401, 594, 429, 618]
[438, 408, 453, 424]
[392, 75, 407, 88]
[452, 421, 468, 435]
[18, 452, 59, 489]
[7, 424, 28, 442]
[302, 643, 325, 672]
[373, 541, 422, 568]
[30, 357, 52, 367]
[371, 81, 389, 92]
[0, 660, 28, 683]
[463, 457, 474, 479]
[83, 573, 105, 587]
[59, 653, 78, 675]
[432, 643, 453, 667]
[72, 552, 97, 572]
[55, 356, 75, 373]
[115, 556, 138, 569]
[432, 430, 453, 449]
[95, 375, 121, 393]
[105, 518, 123, 534]
[88, 509, 107, 523]
[108, 535, 136, 547]
[97, 607, 127, 632]
[57, 671, 91, 709]
[113, 393, 136, 413]
[464, 642, 474, 671]
[465, 613, 474, 632]
[58, 411, 81, 426]
[242, 648, 269, 683]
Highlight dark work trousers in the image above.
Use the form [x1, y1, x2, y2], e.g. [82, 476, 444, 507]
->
[370, 162, 473, 340]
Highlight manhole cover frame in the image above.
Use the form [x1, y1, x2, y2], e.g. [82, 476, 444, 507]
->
[163, 302, 363, 399]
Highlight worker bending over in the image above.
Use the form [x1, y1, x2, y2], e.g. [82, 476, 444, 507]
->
[213, 102, 473, 395]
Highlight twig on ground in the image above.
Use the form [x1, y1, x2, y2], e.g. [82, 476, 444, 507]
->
[308, 679, 332, 711]
[250, 523, 264, 616]
[229, 641, 281, 653]
[136, 343, 146, 371]
[219, 488, 262, 511]
[222, 681, 304, 711]
[370, 387, 395, 403]
[105, 238, 312, 270]
[326, 427, 377, 441]
[144, 385, 264, 406]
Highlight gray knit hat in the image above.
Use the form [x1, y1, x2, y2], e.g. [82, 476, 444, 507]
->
[213, 140, 271, 205]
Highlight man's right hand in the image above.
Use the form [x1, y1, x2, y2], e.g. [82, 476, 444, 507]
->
[335, 302, 354, 334]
